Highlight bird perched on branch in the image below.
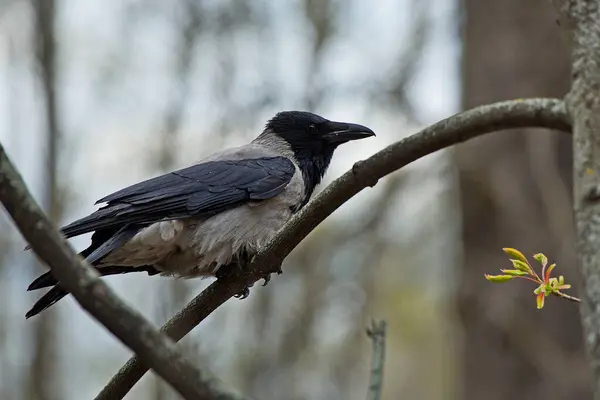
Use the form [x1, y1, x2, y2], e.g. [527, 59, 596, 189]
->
[26, 111, 375, 318]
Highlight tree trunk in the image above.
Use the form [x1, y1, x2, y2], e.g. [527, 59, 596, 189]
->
[30, 1, 62, 399]
[553, 1, 600, 398]
[455, 0, 590, 399]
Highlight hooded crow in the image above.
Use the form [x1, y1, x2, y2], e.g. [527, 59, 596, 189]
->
[25, 111, 375, 318]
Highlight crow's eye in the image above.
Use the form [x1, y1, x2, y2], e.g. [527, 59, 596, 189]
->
[308, 124, 318, 135]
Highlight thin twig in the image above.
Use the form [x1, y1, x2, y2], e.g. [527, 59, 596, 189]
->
[97, 97, 572, 399]
[554, 291, 581, 303]
[366, 320, 387, 400]
[0, 145, 237, 399]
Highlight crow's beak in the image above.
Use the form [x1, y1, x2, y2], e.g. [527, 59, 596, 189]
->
[323, 121, 376, 144]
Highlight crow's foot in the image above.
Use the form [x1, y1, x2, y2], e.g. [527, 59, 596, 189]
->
[234, 286, 251, 299]
[261, 273, 272, 287]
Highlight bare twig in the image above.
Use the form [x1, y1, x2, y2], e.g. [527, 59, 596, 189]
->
[0, 145, 238, 399]
[554, 291, 581, 303]
[366, 320, 387, 400]
[97, 97, 572, 399]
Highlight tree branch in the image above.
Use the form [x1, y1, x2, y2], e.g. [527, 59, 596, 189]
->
[366, 320, 387, 400]
[553, 1, 600, 398]
[0, 145, 239, 399]
[97, 97, 572, 399]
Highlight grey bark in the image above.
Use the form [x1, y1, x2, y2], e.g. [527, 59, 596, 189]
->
[554, 1, 600, 398]
[97, 98, 571, 399]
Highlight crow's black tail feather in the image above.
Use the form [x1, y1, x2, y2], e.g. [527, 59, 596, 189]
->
[28, 265, 160, 291]
[25, 265, 160, 318]
[28, 225, 143, 291]
[26, 224, 155, 318]
[26, 285, 68, 319]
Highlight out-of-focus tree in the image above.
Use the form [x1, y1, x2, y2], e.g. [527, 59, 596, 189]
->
[455, 0, 590, 399]
[150, 2, 203, 399]
[0, 32, 18, 399]
[28, 0, 64, 399]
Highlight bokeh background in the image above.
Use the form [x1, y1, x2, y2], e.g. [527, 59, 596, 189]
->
[0, 0, 589, 399]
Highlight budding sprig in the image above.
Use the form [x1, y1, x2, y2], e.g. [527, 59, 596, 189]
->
[484, 248, 580, 309]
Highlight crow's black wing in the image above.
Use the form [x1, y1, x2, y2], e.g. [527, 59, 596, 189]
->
[61, 156, 296, 238]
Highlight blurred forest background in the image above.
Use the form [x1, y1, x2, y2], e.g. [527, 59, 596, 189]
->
[0, 0, 589, 399]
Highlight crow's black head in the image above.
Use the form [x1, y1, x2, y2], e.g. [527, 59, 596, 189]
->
[265, 111, 375, 206]
[266, 111, 375, 151]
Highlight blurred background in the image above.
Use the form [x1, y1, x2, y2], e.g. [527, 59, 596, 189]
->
[0, 0, 589, 399]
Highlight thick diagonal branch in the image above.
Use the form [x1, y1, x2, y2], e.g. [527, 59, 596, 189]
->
[97, 97, 571, 399]
[0, 145, 237, 399]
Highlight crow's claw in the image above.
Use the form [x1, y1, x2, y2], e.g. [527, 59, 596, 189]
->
[261, 273, 272, 286]
[234, 286, 251, 299]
